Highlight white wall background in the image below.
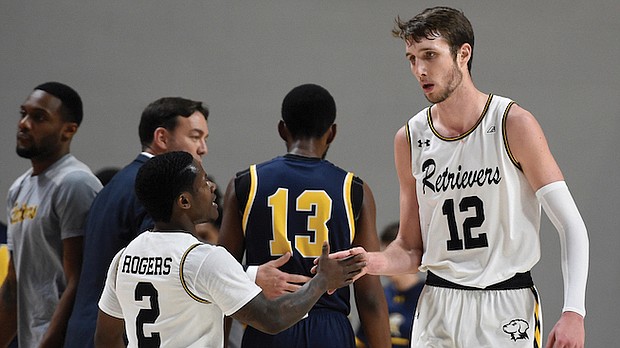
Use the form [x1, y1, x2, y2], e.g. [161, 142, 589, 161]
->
[1, 1, 618, 346]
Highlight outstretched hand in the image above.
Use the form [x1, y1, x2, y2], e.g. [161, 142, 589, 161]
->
[256, 252, 312, 300]
[545, 311, 584, 348]
[312, 247, 369, 280]
[314, 243, 366, 293]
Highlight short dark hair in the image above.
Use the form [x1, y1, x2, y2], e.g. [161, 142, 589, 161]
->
[281, 84, 336, 138]
[138, 97, 209, 148]
[135, 151, 198, 223]
[380, 221, 399, 245]
[34, 82, 83, 125]
[392, 6, 475, 72]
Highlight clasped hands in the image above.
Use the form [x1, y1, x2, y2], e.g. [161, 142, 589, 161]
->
[255, 245, 369, 298]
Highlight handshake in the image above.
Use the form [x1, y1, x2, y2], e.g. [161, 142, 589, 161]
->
[312, 245, 370, 294]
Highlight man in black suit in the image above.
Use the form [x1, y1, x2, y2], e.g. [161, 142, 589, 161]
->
[64, 97, 210, 348]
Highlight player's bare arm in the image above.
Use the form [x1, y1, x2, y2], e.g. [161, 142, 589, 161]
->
[218, 178, 247, 261]
[389, 125, 424, 274]
[231, 242, 364, 334]
[325, 127, 423, 277]
[506, 105, 587, 348]
[352, 181, 391, 347]
[94, 311, 125, 348]
[504, 104, 564, 190]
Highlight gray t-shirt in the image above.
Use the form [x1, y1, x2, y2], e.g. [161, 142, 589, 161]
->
[7, 154, 102, 347]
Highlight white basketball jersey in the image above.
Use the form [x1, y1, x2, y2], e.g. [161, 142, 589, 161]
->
[408, 94, 541, 287]
[99, 231, 261, 348]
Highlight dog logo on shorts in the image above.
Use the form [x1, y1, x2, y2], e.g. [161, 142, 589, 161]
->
[502, 319, 530, 341]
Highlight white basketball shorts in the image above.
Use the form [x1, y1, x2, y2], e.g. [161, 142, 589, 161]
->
[411, 274, 542, 348]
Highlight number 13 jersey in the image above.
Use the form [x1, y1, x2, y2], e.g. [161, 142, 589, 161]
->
[235, 154, 363, 315]
[407, 94, 541, 288]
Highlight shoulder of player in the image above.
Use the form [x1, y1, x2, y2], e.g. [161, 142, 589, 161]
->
[505, 104, 550, 153]
[394, 124, 411, 149]
[184, 243, 239, 272]
[54, 169, 102, 192]
[46, 155, 99, 184]
[504, 103, 540, 133]
[504, 103, 553, 167]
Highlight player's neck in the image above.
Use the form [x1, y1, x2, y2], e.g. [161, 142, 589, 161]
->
[30, 149, 70, 176]
[432, 86, 488, 137]
[153, 219, 194, 234]
[286, 140, 327, 159]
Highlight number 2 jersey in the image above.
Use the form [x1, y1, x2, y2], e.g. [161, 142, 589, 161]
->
[98, 231, 261, 348]
[407, 94, 541, 288]
[235, 153, 364, 315]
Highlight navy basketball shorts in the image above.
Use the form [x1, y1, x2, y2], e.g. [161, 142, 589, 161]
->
[241, 308, 355, 348]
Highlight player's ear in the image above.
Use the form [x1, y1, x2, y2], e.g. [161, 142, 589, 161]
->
[177, 193, 191, 210]
[458, 43, 472, 67]
[326, 124, 337, 144]
[277, 120, 289, 142]
[153, 127, 169, 150]
[60, 122, 78, 142]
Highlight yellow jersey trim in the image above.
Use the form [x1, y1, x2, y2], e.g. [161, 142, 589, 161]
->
[242, 165, 258, 235]
[501, 101, 521, 170]
[428, 94, 493, 141]
[531, 286, 542, 348]
[343, 172, 356, 242]
[180, 243, 212, 304]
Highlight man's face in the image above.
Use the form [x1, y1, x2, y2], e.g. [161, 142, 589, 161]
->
[16, 90, 70, 159]
[405, 37, 463, 104]
[188, 162, 219, 225]
[166, 111, 209, 161]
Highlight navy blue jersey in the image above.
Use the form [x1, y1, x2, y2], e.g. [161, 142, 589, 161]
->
[235, 154, 363, 347]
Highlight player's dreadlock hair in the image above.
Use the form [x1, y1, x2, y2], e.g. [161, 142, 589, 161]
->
[135, 151, 198, 222]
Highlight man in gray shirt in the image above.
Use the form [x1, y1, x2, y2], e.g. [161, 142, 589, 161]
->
[0, 82, 102, 347]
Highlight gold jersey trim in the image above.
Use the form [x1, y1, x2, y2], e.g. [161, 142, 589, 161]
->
[180, 243, 212, 304]
[405, 122, 412, 148]
[501, 101, 522, 170]
[343, 172, 356, 242]
[531, 286, 542, 348]
[242, 164, 258, 235]
[427, 94, 494, 141]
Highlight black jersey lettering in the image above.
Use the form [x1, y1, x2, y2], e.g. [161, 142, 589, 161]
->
[121, 255, 173, 275]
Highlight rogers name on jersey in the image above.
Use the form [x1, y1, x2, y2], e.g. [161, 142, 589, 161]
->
[120, 255, 172, 276]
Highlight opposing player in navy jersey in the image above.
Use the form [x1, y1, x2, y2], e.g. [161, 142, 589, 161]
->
[218, 84, 390, 347]
[331, 6, 589, 348]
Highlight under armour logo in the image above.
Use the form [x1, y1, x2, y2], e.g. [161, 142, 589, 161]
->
[418, 139, 430, 147]
[486, 125, 496, 134]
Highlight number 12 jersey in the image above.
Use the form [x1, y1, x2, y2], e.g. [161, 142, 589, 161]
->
[407, 94, 541, 288]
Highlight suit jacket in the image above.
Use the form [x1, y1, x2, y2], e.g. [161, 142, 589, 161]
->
[65, 154, 154, 348]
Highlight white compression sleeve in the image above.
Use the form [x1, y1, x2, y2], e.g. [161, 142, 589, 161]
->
[536, 181, 589, 317]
